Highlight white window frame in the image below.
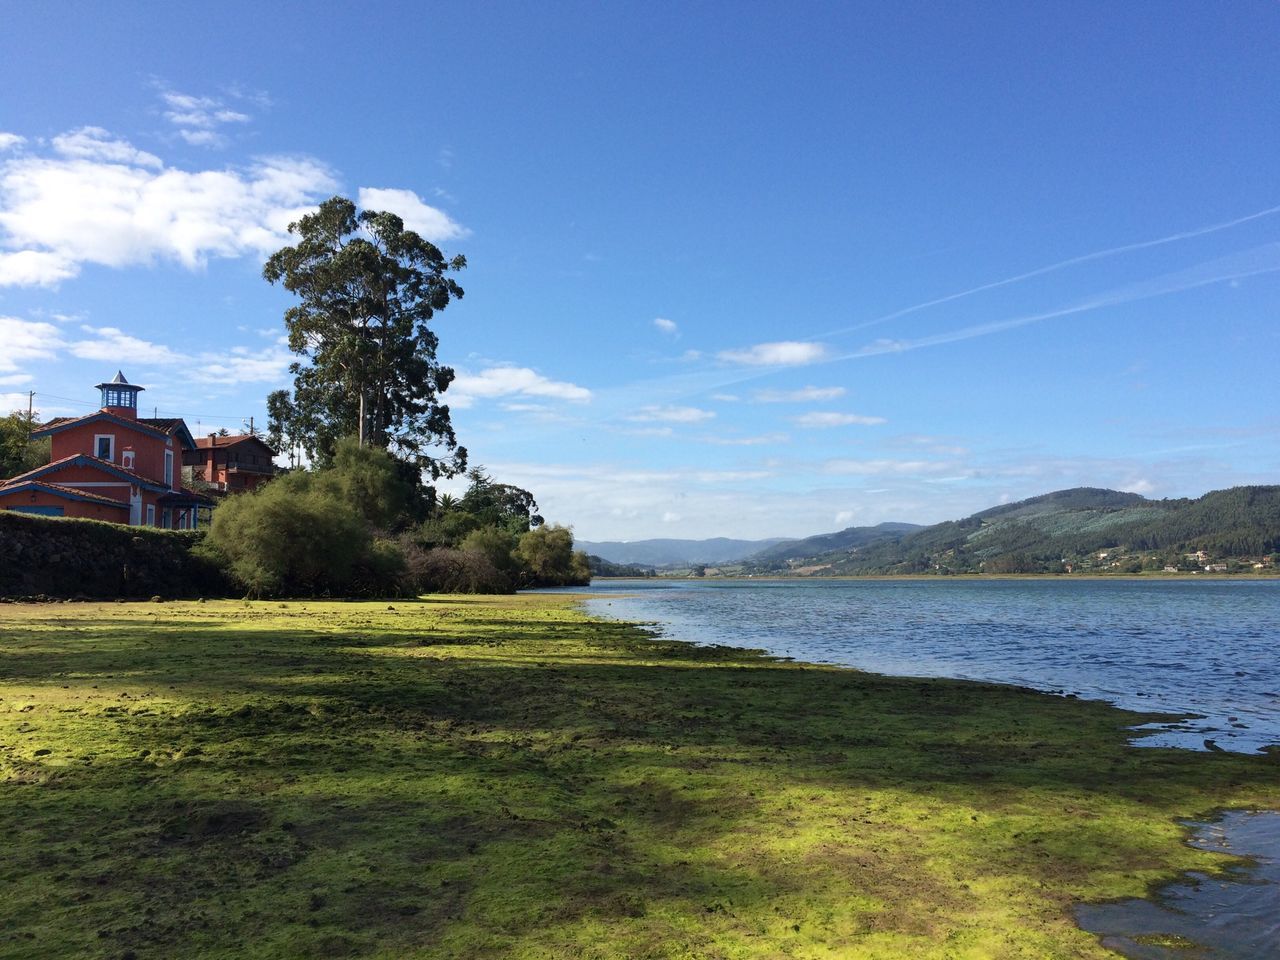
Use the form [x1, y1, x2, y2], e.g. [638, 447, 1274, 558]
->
[145, 504, 155, 527]
[121, 449, 135, 470]
[94, 434, 115, 461]
[164, 450, 174, 488]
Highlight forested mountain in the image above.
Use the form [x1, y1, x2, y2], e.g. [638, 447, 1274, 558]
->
[741, 486, 1280, 575]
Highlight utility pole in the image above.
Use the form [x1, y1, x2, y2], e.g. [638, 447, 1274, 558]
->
[27, 390, 34, 421]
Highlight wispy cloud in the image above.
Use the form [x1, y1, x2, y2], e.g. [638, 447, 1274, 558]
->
[703, 432, 789, 446]
[0, 134, 25, 152]
[823, 458, 962, 476]
[793, 411, 886, 428]
[718, 340, 827, 366]
[627, 404, 716, 423]
[449, 365, 592, 408]
[754, 385, 845, 402]
[160, 89, 251, 147]
[357, 187, 469, 244]
[653, 317, 678, 336]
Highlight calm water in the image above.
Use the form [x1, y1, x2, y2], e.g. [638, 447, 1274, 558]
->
[566, 578, 1280, 753]
[1075, 810, 1280, 959]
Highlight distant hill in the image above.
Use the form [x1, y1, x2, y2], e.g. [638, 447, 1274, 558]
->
[746, 522, 923, 566]
[585, 555, 657, 578]
[740, 486, 1280, 575]
[577, 536, 792, 568]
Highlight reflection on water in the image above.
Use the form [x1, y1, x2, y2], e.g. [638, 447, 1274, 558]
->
[1075, 810, 1280, 959]
[560, 578, 1280, 753]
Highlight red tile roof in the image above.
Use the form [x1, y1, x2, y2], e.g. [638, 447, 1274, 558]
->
[0, 479, 129, 509]
[1, 453, 169, 491]
[194, 433, 277, 453]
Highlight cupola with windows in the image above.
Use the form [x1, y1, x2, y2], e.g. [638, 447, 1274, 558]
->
[95, 371, 144, 419]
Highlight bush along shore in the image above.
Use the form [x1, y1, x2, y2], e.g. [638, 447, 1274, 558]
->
[1, 595, 1277, 959]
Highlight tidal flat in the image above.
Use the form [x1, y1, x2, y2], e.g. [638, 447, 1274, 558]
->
[1, 596, 1277, 959]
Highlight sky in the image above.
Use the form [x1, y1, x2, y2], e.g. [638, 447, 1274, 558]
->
[2, 2, 1278, 541]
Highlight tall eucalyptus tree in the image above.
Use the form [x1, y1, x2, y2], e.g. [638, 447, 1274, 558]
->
[263, 196, 468, 478]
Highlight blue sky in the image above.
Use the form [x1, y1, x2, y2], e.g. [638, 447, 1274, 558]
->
[2, 2, 1278, 540]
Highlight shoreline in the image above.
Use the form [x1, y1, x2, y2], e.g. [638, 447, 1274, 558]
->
[567, 579, 1280, 757]
[591, 571, 1280, 582]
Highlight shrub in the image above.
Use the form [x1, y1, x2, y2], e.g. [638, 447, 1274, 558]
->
[516, 524, 591, 587]
[199, 475, 381, 597]
[401, 544, 513, 594]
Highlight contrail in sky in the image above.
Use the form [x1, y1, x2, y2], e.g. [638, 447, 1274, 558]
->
[820, 202, 1280, 339]
[836, 242, 1280, 360]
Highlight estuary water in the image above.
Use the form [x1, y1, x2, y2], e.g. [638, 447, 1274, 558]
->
[568, 578, 1280, 753]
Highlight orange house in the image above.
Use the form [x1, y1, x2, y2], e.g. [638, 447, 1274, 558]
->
[184, 433, 278, 493]
[0, 372, 212, 527]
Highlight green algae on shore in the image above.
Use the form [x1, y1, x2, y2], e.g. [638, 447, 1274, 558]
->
[1, 596, 1277, 959]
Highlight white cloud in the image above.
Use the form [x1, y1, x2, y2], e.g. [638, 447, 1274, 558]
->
[52, 127, 163, 168]
[0, 373, 33, 386]
[793, 411, 887, 428]
[449, 365, 592, 408]
[0, 391, 35, 412]
[711, 393, 740, 402]
[191, 343, 295, 385]
[627, 404, 716, 423]
[0, 134, 25, 152]
[661, 511, 682, 523]
[159, 90, 253, 148]
[718, 340, 827, 366]
[69, 325, 185, 365]
[703, 432, 789, 446]
[653, 317, 678, 335]
[357, 187, 469, 243]
[0, 129, 339, 286]
[0, 315, 66, 372]
[0, 250, 77, 286]
[625, 426, 675, 438]
[754, 385, 846, 402]
[823, 458, 961, 476]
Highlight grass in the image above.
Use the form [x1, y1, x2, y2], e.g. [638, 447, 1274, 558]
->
[0, 595, 1276, 959]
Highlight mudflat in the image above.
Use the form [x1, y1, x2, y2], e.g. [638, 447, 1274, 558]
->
[2, 596, 1277, 958]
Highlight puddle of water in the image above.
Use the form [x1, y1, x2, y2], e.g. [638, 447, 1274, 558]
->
[1075, 810, 1280, 959]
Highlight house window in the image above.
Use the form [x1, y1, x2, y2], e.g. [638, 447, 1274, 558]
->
[122, 450, 135, 470]
[146, 504, 155, 527]
[94, 434, 115, 461]
[164, 450, 174, 487]
[161, 508, 171, 529]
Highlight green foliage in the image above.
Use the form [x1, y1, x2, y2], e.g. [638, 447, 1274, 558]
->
[199, 445, 427, 597]
[263, 196, 467, 477]
[0, 409, 49, 480]
[460, 467, 543, 533]
[199, 474, 372, 597]
[324, 437, 411, 529]
[460, 525, 521, 579]
[515, 524, 591, 586]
